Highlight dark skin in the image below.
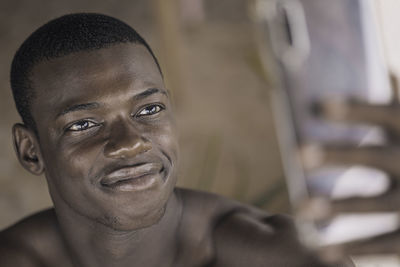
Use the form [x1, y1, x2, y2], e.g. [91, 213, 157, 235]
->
[0, 43, 345, 267]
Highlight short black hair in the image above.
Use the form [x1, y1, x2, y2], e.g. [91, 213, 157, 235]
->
[10, 13, 162, 131]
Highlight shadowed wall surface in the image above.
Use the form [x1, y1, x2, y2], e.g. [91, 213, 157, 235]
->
[0, 0, 288, 229]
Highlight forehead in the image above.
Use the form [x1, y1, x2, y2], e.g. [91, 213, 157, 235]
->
[30, 43, 163, 112]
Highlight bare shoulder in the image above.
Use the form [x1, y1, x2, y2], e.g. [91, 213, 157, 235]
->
[177, 188, 349, 267]
[177, 187, 265, 217]
[0, 208, 65, 267]
[214, 209, 355, 267]
[212, 209, 327, 267]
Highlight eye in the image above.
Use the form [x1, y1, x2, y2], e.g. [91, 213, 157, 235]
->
[136, 104, 165, 117]
[66, 120, 99, 131]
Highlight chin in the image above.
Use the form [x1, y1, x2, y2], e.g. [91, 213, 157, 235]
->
[100, 204, 167, 231]
[98, 183, 174, 231]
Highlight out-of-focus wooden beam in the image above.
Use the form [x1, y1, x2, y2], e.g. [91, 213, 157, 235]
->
[151, 0, 184, 103]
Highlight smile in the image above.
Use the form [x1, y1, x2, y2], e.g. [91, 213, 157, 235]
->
[100, 162, 164, 192]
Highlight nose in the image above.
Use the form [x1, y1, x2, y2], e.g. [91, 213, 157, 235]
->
[104, 121, 152, 159]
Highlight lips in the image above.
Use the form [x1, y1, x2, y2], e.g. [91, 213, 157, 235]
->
[100, 162, 163, 189]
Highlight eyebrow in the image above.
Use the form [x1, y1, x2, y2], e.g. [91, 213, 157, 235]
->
[134, 87, 167, 100]
[57, 102, 100, 117]
[57, 88, 166, 118]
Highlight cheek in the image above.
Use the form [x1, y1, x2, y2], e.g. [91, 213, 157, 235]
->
[152, 123, 179, 161]
[42, 136, 106, 214]
[43, 135, 105, 181]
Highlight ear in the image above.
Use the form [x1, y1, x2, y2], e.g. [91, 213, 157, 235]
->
[12, 123, 44, 175]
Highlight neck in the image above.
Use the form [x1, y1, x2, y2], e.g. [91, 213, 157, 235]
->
[53, 190, 183, 267]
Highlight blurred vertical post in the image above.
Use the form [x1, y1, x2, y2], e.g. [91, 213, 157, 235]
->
[151, 0, 185, 103]
[181, 0, 205, 26]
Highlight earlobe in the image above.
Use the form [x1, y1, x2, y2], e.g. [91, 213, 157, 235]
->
[12, 123, 45, 175]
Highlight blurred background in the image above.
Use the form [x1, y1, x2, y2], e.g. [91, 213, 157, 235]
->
[2, 5, 400, 261]
[0, 0, 289, 229]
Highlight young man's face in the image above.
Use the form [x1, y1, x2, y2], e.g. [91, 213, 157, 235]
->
[29, 43, 178, 230]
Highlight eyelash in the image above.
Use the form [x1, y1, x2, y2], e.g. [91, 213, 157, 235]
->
[66, 120, 100, 132]
[134, 103, 165, 118]
[65, 104, 165, 132]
